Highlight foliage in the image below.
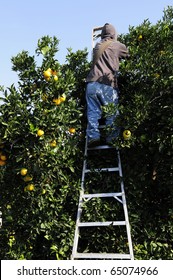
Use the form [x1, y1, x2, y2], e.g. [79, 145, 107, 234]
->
[0, 36, 89, 259]
[0, 6, 173, 260]
[118, 5, 173, 259]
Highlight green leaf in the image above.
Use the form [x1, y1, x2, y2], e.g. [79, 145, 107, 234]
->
[69, 166, 74, 173]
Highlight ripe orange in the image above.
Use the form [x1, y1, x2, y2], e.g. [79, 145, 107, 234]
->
[25, 184, 35, 191]
[138, 34, 143, 40]
[0, 160, 6, 166]
[0, 154, 7, 161]
[53, 75, 58, 81]
[50, 140, 57, 147]
[45, 76, 50, 81]
[53, 98, 61, 105]
[37, 129, 44, 137]
[43, 68, 52, 80]
[20, 168, 28, 176]
[52, 70, 57, 76]
[123, 130, 131, 140]
[69, 128, 76, 134]
[60, 95, 66, 102]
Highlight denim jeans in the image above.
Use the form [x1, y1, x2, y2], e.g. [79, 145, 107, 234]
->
[86, 81, 119, 142]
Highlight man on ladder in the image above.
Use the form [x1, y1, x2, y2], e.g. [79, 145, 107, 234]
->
[86, 23, 129, 147]
[71, 23, 134, 260]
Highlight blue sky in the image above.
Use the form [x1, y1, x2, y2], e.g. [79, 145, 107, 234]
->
[0, 0, 172, 89]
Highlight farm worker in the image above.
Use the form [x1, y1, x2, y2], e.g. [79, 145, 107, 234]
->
[86, 23, 129, 147]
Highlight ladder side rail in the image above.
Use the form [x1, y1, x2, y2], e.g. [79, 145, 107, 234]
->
[117, 149, 134, 260]
[92, 26, 103, 49]
[81, 137, 88, 193]
[71, 137, 88, 259]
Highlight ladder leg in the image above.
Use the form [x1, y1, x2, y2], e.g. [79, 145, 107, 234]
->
[71, 195, 83, 259]
[117, 149, 134, 259]
[71, 137, 88, 259]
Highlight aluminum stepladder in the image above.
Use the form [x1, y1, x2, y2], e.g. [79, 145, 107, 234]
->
[71, 26, 134, 260]
[71, 135, 134, 260]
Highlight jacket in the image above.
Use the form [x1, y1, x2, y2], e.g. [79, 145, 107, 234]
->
[86, 23, 129, 88]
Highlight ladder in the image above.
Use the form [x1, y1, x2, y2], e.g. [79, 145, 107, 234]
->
[71, 136, 134, 260]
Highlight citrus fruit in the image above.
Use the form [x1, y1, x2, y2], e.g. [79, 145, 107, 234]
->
[43, 68, 52, 80]
[20, 168, 28, 176]
[60, 95, 66, 102]
[0, 160, 6, 166]
[0, 155, 7, 161]
[37, 129, 44, 137]
[123, 130, 131, 140]
[25, 184, 35, 191]
[53, 98, 61, 105]
[42, 189, 46, 194]
[50, 140, 57, 147]
[53, 75, 58, 81]
[69, 128, 76, 134]
[23, 175, 33, 182]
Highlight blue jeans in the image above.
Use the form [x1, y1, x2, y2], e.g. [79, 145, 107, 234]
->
[86, 81, 119, 142]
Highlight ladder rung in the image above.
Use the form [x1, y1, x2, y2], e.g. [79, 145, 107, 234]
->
[85, 167, 119, 173]
[73, 253, 131, 259]
[82, 192, 123, 199]
[78, 221, 126, 227]
[88, 145, 115, 150]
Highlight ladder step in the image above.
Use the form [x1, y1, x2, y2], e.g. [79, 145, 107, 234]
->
[82, 192, 123, 199]
[73, 253, 131, 259]
[88, 145, 115, 150]
[78, 221, 126, 227]
[85, 167, 119, 173]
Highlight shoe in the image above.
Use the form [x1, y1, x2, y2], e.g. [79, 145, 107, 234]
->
[106, 141, 112, 146]
[88, 138, 100, 147]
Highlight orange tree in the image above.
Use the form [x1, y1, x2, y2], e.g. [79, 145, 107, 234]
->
[0, 6, 173, 260]
[0, 36, 89, 259]
[117, 6, 173, 258]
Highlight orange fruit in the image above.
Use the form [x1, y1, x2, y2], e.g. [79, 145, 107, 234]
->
[53, 98, 61, 105]
[123, 130, 131, 140]
[138, 34, 143, 40]
[50, 140, 57, 147]
[23, 175, 33, 182]
[0, 160, 6, 166]
[37, 129, 44, 137]
[69, 128, 76, 134]
[20, 168, 28, 176]
[52, 70, 57, 76]
[53, 75, 58, 81]
[25, 184, 35, 191]
[0, 154, 7, 161]
[42, 189, 46, 194]
[43, 68, 52, 80]
[60, 95, 66, 102]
